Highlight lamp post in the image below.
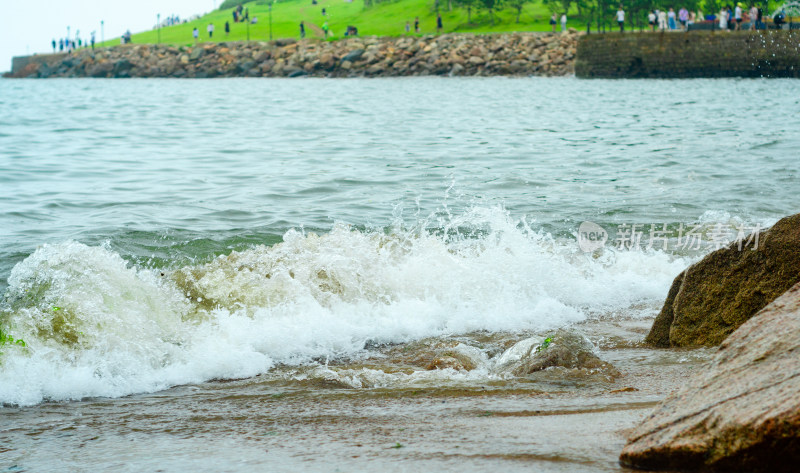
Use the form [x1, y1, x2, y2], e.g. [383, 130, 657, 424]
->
[247, 15, 250, 40]
[101, 20, 104, 44]
[157, 14, 161, 43]
[269, 3, 273, 41]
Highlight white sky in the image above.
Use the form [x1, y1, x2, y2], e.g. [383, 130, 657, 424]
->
[0, 1, 218, 72]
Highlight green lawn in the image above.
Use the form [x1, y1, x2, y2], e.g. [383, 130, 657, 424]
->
[103, 0, 574, 47]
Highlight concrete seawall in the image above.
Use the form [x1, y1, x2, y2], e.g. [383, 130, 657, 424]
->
[575, 31, 800, 78]
[9, 31, 797, 80]
[3, 32, 579, 79]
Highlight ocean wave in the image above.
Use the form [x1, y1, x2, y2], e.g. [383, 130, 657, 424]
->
[0, 206, 691, 406]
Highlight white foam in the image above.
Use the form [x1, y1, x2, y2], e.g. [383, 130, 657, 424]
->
[0, 206, 691, 405]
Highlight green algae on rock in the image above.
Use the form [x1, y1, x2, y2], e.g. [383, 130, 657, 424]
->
[646, 213, 800, 348]
[496, 329, 620, 377]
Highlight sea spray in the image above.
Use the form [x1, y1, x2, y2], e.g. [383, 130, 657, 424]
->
[0, 206, 690, 406]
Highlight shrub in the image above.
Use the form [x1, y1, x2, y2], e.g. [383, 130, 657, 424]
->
[219, 0, 252, 10]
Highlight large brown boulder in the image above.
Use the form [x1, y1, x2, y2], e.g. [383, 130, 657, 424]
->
[620, 282, 800, 472]
[646, 213, 800, 347]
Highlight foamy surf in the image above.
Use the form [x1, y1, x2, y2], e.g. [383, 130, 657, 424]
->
[0, 207, 691, 406]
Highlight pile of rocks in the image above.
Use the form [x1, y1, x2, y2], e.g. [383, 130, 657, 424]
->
[6, 31, 580, 79]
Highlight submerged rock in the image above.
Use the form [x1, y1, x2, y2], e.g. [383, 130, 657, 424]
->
[495, 329, 618, 376]
[425, 343, 485, 372]
[646, 213, 800, 347]
[383, 337, 487, 372]
[621, 281, 800, 472]
[425, 354, 475, 371]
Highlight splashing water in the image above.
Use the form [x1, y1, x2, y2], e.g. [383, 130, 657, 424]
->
[0, 206, 691, 406]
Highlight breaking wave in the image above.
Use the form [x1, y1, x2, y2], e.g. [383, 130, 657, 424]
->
[0, 206, 690, 406]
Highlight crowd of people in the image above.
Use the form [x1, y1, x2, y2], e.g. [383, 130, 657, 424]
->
[546, 3, 774, 34]
[160, 15, 182, 27]
[231, 4, 250, 24]
[550, 12, 569, 32]
[193, 3, 260, 43]
[644, 4, 765, 31]
[52, 31, 97, 53]
[401, 14, 443, 34]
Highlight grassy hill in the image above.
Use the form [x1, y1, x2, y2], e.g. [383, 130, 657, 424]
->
[106, 0, 570, 47]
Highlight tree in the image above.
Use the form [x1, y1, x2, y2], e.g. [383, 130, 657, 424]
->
[219, 0, 249, 10]
[507, 0, 531, 22]
[543, 0, 574, 20]
[477, 0, 504, 25]
[591, 0, 616, 31]
[454, 0, 481, 22]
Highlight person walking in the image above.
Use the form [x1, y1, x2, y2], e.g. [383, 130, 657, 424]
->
[648, 11, 657, 32]
[436, 13, 443, 34]
[207, 23, 215, 38]
[749, 4, 759, 30]
[560, 12, 567, 32]
[679, 7, 689, 31]
[616, 6, 625, 32]
[51, 39, 56, 52]
[658, 9, 668, 31]
[668, 8, 677, 30]
[719, 7, 728, 30]
[300, 20, 306, 38]
[414, 16, 420, 33]
[90, 31, 95, 49]
[550, 13, 558, 33]
[734, 3, 743, 30]
[225, 21, 230, 37]
[192, 27, 199, 43]
[322, 21, 329, 38]
[405, 21, 410, 34]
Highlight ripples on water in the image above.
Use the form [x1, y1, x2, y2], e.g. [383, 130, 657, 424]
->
[1, 78, 796, 254]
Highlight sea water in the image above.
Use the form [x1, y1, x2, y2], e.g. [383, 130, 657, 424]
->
[0, 77, 798, 471]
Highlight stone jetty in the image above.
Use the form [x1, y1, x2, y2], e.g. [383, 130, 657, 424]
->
[5, 31, 580, 79]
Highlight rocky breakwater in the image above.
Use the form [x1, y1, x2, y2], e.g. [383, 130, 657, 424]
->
[5, 32, 580, 79]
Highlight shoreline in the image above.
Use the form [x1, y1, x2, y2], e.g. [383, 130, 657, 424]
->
[4, 32, 578, 79]
[6, 30, 800, 80]
[1, 316, 709, 472]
